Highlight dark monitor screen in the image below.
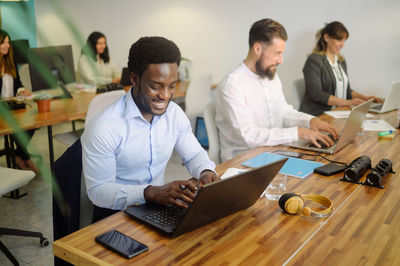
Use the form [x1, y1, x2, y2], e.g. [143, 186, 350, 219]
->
[12, 39, 30, 65]
[28, 45, 76, 91]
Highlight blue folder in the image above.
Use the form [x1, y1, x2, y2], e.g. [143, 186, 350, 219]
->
[242, 152, 323, 179]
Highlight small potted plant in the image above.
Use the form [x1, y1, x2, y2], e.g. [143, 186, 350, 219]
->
[34, 93, 52, 113]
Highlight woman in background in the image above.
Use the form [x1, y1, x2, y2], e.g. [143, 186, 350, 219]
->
[299, 21, 383, 116]
[77, 31, 120, 86]
[0, 29, 38, 174]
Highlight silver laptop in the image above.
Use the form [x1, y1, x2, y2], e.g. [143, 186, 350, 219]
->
[124, 158, 287, 237]
[287, 99, 373, 154]
[369, 81, 400, 113]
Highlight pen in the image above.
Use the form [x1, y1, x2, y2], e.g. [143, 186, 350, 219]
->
[378, 130, 394, 136]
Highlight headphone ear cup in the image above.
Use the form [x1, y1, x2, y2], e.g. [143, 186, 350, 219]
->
[279, 193, 302, 214]
[302, 207, 312, 216]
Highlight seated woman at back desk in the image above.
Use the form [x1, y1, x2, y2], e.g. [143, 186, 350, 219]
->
[77, 31, 120, 86]
[0, 29, 38, 174]
[299, 21, 383, 116]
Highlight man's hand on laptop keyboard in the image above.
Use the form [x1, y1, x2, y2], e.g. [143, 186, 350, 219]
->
[298, 128, 335, 148]
[197, 170, 220, 188]
[309, 118, 339, 139]
[143, 181, 197, 208]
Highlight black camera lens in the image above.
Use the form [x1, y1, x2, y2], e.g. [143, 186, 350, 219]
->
[341, 156, 371, 184]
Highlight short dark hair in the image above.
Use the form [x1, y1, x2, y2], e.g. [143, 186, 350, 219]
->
[313, 21, 349, 53]
[82, 31, 110, 63]
[128, 36, 181, 78]
[249, 18, 288, 47]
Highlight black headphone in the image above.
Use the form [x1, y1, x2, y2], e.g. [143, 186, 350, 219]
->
[279, 193, 333, 218]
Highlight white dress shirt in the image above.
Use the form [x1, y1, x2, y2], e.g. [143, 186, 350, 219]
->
[215, 63, 314, 161]
[82, 89, 215, 210]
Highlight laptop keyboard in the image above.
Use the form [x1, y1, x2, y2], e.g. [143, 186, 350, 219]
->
[370, 104, 383, 111]
[144, 205, 187, 228]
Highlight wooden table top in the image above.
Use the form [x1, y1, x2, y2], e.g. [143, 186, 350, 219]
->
[52, 110, 400, 265]
[0, 91, 95, 136]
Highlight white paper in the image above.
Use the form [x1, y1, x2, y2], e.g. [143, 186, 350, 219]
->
[220, 167, 249, 179]
[362, 120, 396, 131]
[324, 110, 375, 118]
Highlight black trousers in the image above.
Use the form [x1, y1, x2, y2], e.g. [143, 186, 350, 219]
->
[92, 206, 119, 223]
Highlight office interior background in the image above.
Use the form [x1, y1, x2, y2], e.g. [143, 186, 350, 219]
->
[0, 0, 399, 265]
[2, 0, 400, 104]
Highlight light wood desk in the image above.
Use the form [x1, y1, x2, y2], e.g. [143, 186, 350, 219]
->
[52, 111, 399, 265]
[0, 91, 95, 170]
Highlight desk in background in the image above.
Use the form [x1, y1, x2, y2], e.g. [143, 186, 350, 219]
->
[52, 111, 399, 265]
[0, 91, 96, 171]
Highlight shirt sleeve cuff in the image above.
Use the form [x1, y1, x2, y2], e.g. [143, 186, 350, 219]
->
[126, 184, 148, 207]
[289, 127, 300, 142]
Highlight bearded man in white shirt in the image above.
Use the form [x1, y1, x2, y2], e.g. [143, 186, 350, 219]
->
[216, 18, 339, 162]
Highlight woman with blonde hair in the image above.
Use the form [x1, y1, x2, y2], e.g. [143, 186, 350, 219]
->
[299, 21, 382, 116]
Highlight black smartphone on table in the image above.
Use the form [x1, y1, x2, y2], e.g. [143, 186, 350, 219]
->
[95, 230, 149, 259]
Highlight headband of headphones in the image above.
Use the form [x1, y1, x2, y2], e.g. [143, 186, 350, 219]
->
[278, 193, 333, 218]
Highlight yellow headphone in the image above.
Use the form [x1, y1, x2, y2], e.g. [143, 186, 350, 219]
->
[278, 193, 333, 218]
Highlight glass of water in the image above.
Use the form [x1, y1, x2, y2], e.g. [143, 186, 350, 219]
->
[264, 174, 287, 201]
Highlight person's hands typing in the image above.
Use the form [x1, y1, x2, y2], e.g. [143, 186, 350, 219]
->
[298, 128, 335, 148]
[198, 170, 220, 188]
[144, 181, 197, 208]
[309, 118, 339, 140]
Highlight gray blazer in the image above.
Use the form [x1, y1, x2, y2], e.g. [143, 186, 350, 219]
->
[299, 53, 352, 116]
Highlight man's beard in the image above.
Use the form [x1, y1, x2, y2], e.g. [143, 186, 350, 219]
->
[255, 59, 278, 80]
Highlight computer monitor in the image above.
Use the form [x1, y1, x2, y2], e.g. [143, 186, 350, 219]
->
[11, 39, 30, 65]
[28, 45, 76, 92]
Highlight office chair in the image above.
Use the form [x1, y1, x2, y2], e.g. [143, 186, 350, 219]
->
[53, 90, 126, 146]
[0, 167, 49, 265]
[184, 74, 213, 131]
[203, 101, 220, 164]
[292, 78, 306, 110]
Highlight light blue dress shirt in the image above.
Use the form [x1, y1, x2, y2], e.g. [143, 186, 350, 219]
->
[82, 89, 215, 210]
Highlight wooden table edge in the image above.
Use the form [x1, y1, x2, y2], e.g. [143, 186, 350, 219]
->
[53, 240, 112, 266]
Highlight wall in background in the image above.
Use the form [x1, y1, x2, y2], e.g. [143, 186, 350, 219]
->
[35, 0, 400, 104]
[1, 0, 36, 47]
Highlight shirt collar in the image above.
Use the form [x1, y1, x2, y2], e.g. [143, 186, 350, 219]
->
[241, 62, 260, 80]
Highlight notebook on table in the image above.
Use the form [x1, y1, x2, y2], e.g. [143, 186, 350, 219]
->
[124, 158, 287, 237]
[369, 81, 400, 113]
[287, 99, 373, 154]
[242, 152, 323, 179]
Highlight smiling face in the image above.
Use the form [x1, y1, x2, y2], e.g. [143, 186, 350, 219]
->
[131, 63, 178, 122]
[96, 37, 106, 55]
[324, 34, 346, 55]
[254, 38, 285, 79]
[0, 36, 10, 56]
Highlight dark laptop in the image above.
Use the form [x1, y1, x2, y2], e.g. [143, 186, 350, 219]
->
[120, 67, 131, 86]
[124, 158, 287, 237]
